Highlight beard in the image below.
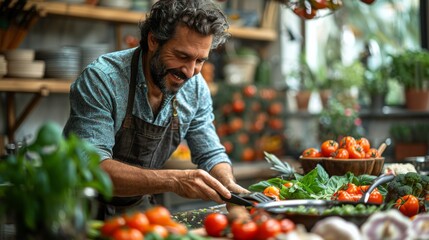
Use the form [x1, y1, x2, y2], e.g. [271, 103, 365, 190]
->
[149, 49, 188, 95]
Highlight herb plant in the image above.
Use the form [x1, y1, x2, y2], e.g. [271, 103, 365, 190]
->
[0, 122, 112, 239]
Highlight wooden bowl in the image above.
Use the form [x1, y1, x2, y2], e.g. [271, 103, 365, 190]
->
[300, 157, 384, 176]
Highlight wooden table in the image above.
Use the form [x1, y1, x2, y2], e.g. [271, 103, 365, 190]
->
[0, 78, 73, 142]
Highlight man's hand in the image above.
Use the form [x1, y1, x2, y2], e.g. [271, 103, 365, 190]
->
[171, 169, 232, 203]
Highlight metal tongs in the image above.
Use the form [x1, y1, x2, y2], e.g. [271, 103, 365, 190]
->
[220, 192, 275, 207]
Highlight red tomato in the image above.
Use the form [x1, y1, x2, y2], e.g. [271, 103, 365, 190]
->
[101, 216, 126, 237]
[232, 99, 246, 113]
[231, 220, 258, 240]
[147, 224, 169, 238]
[333, 148, 349, 159]
[356, 137, 371, 153]
[339, 136, 356, 149]
[345, 183, 360, 195]
[368, 189, 383, 204]
[302, 148, 322, 158]
[279, 218, 295, 233]
[256, 219, 282, 240]
[365, 148, 380, 158]
[124, 212, 150, 233]
[204, 213, 228, 237]
[395, 195, 420, 217]
[320, 140, 339, 157]
[243, 85, 257, 97]
[145, 206, 172, 225]
[347, 144, 365, 159]
[112, 228, 144, 240]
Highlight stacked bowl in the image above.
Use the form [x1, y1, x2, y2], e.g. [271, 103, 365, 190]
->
[4, 49, 45, 78]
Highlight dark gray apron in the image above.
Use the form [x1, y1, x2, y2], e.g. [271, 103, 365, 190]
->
[97, 48, 181, 219]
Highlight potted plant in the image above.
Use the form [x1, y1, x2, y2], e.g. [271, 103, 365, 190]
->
[389, 123, 429, 160]
[389, 49, 429, 111]
[0, 122, 113, 239]
[363, 65, 389, 112]
[289, 54, 318, 111]
[329, 60, 366, 102]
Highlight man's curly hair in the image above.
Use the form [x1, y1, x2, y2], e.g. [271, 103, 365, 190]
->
[139, 0, 230, 52]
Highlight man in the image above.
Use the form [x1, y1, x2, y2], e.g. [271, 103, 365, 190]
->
[63, 0, 248, 217]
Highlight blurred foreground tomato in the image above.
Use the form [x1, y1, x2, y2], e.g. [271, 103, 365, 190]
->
[101, 216, 126, 236]
[231, 220, 258, 240]
[112, 228, 143, 240]
[204, 213, 228, 237]
[145, 206, 172, 225]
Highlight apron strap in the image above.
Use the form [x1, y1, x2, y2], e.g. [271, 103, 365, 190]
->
[123, 47, 141, 128]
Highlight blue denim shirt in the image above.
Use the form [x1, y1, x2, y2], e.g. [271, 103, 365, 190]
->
[63, 47, 231, 172]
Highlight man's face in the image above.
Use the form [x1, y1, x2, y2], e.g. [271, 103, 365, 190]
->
[149, 24, 213, 95]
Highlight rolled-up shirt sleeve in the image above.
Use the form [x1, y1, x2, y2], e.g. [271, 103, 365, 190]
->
[63, 67, 120, 161]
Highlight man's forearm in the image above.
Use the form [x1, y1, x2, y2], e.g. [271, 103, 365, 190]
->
[100, 159, 177, 196]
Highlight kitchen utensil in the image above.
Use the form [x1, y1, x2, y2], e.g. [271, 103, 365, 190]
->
[358, 172, 395, 203]
[219, 192, 275, 207]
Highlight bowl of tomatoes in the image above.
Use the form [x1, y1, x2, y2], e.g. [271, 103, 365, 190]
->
[299, 136, 385, 176]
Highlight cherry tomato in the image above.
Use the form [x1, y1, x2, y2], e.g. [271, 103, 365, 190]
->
[333, 148, 349, 159]
[112, 228, 144, 240]
[320, 140, 339, 157]
[279, 218, 295, 233]
[204, 213, 228, 237]
[365, 148, 380, 158]
[347, 144, 365, 159]
[101, 216, 126, 237]
[356, 137, 371, 153]
[147, 224, 169, 238]
[302, 148, 322, 158]
[256, 219, 282, 240]
[283, 182, 294, 188]
[339, 136, 356, 149]
[124, 212, 150, 233]
[231, 220, 258, 240]
[145, 206, 172, 225]
[395, 195, 420, 217]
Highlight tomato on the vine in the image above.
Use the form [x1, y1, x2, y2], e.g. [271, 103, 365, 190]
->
[356, 137, 371, 153]
[231, 220, 258, 240]
[347, 144, 365, 159]
[333, 148, 349, 159]
[256, 219, 282, 240]
[320, 140, 339, 157]
[204, 213, 228, 237]
[302, 148, 322, 158]
[395, 195, 420, 217]
[112, 228, 144, 240]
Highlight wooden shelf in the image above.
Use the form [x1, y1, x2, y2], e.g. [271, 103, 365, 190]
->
[0, 78, 72, 93]
[29, 1, 277, 41]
